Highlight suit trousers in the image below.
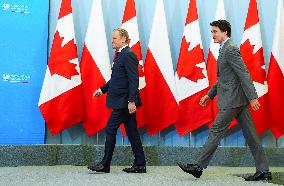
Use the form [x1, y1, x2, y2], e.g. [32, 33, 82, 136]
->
[101, 108, 146, 166]
[197, 105, 269, 172]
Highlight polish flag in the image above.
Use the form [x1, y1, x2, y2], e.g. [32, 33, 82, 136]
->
[38, 0, 84, 136]
[240, 0, 271, 134]
[80, 0, 112, 136]
[268, 0, 284, 138]
[175, 0, 213, 136]
[206, 0, 226, 127]
[119, 0, 147, 135]
[144, 0, 179, 136]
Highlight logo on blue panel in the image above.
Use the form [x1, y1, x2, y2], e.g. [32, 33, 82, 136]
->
[2, 3, 10, 10]
[2, 3, 31, 14]
[2, 73, 30, 83]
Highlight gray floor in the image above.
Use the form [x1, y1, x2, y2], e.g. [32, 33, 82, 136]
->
[0, 166, 283, 186]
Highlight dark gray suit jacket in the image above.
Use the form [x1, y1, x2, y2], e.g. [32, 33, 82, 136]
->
[207, 39, 258, 110]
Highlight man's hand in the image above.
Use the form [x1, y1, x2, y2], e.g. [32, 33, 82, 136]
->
[93, 89, 102, 98]
[128, 102, 136, 114]
[199, 95, 210, 107]
[250, 99, 260, 111]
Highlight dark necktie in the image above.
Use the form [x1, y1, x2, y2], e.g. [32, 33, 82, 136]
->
[113, 51, 119, 63]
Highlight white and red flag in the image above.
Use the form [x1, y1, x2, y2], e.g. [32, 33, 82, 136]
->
[80, 0, 112, 136]
[144, 0, 179, 136]
[175, 0, 213, 136]
[268, 0, 284, 138]
[38, 0, 84, 136]
[206, 0, 226, 127]
[119, 0, 147, 135]
[240, 0, 271, 134]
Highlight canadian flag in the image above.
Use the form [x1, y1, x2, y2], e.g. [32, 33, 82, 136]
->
[240, 0, 271, 134]
[119, 0, 147, 135]
[268, 0, 284, 138]
[80, 0, 112, 136]
[144, 0, 179, 136]
[38, 0, 84, 136]
[206, 0, 226, 127]
[175, 0, 213, 136]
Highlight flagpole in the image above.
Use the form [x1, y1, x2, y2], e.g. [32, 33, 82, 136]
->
[189, 132, 192, 147]
[96, 133, 99, 145]
[44, 0, 51, 144]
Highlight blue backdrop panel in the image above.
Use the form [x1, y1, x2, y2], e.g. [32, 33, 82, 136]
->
[0, 0, 49, 144]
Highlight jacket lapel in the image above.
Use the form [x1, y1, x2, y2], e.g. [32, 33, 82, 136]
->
[217, 39, 231, 77]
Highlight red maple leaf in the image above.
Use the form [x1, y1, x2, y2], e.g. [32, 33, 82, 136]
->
[48, 31, 79, 80]
[176, 37, 205, 82]
[240, 39, 266, 84]
[131, 42, 144, 77]
[131, 42, 143, 61]
[138, 64, 145, 77]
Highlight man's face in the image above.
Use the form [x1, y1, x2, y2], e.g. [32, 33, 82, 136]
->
[211, 26, 228, 44]
[112, 30, 126, 50]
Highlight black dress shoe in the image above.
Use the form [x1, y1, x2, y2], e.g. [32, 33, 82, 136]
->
[87, 163, 110, 173]
[122, 165, 146, 173]
[244, 171, 272, 181]
[177, 162, 203, 178]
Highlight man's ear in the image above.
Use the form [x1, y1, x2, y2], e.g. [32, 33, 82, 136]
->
[123, 37, 127, 44]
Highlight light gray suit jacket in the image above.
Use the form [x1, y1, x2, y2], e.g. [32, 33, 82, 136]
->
[207, 39, 258, 110]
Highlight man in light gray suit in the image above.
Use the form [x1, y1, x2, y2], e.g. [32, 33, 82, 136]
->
[177, 20, 271, 181]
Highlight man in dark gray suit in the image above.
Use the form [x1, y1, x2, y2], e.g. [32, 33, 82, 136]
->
[178, 20, 271, 181]
[88, 28, 146, 173]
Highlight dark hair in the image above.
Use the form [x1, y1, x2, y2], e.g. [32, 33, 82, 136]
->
[210, 20, 231, 37]
[113, 28, 129, 43]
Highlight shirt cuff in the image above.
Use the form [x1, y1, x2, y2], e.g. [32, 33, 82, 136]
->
[98, 88, 102, 94]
